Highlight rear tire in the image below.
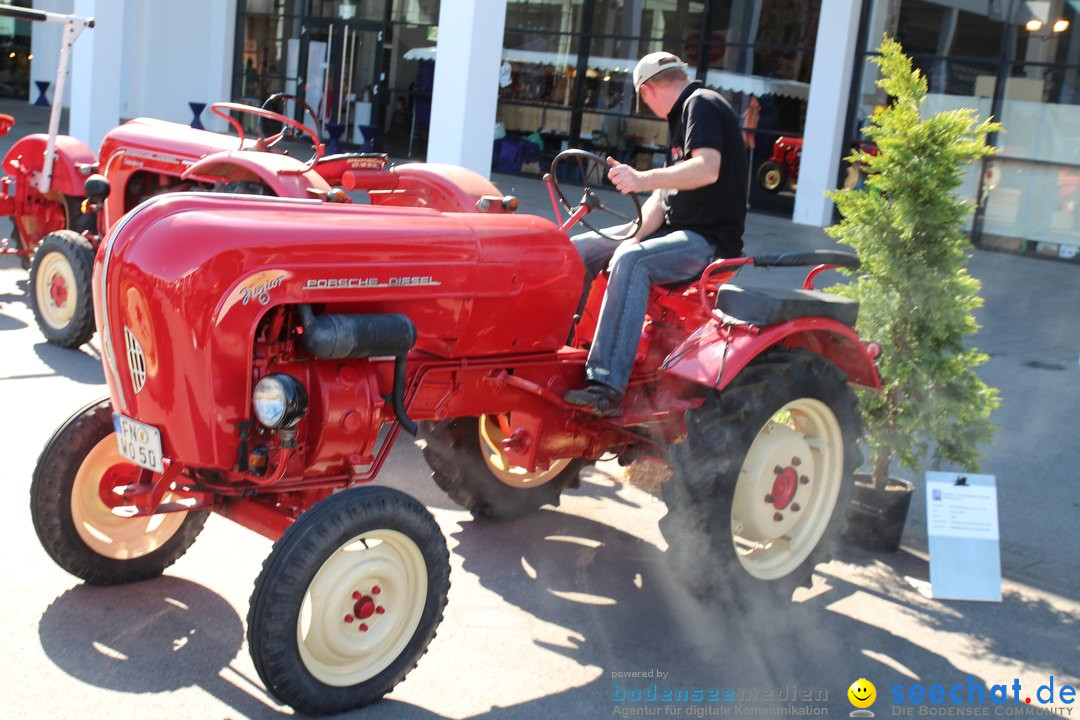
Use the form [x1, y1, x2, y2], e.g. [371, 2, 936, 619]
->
[757, 160, 785, 193]
[247, 486, 449, 716]
[29, 229, 96, 348]
[419, 415, 584, 520]
[30, 398, 209, 585]
[659, 350, 861, 604]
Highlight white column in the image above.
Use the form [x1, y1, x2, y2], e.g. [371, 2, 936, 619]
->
[427, 0, 507, 177]
[29, 0, 73, 109]
[792, 0, 862, 227]
[69, 0, 125, 152]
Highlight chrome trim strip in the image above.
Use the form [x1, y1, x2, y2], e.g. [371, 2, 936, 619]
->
[100, 195, 162, 412]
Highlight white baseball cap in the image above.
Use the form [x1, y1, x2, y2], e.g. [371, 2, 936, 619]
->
[632, 51, 688, 92]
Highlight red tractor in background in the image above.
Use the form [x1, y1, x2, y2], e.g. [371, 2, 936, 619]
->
[0, 4, 375, 348]
[30, 146, 880, 715]
[757, 135, 879, 194]
[757, 135, 803, 193]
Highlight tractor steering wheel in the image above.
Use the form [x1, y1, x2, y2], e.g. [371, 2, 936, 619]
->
[209, 101, 325, 169]
[258, 93, 323, 156]
[550, 149, 642, 242]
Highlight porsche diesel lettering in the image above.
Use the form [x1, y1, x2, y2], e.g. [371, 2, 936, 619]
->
[303, 275, 441, 289]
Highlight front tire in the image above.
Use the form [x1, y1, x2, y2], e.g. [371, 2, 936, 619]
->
[30, 399, 209, 585]
[419, 415, 584, 520]
[29, 229, 96, 348]
[247, 486, 450, 716]
[659, 350, 861, 602]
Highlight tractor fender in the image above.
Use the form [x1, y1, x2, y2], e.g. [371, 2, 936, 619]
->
[661, 316, 881, 392]
[2, 133, 95, 195]
[181, 150, 331, 198]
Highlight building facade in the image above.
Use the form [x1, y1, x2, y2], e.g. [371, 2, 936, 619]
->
[25, 0, 1080, 256]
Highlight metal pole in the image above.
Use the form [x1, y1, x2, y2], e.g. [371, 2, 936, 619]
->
[345, 29, 357, 132]
[337, 27, 349, 126]
[323, 25, 334, 126]
[0, 5, 96, 194]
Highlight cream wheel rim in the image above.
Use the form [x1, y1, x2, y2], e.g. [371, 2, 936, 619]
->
[71, 434, 187, 559]
[35, 252, 77, 330]
[762, 167, 783, 190]
[478, 414, 571, 488]
[730, 398, 844, 580]
[297, 529, 428, 686]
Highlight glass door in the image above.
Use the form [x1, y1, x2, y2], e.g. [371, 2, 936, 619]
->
[292, 16, 386, 152]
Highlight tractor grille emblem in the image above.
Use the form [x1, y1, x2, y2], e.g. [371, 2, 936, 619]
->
[124, 327, 147, 394]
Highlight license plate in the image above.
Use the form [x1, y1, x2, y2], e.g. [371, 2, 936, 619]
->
[113, 414, 164, 473]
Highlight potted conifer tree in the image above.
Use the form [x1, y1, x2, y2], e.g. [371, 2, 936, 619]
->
[827, 37, 1001, 551]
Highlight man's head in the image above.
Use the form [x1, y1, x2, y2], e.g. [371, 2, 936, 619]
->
[632, 51, 690, 117]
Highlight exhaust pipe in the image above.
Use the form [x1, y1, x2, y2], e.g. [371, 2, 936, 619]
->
[298, 305, 418, 435]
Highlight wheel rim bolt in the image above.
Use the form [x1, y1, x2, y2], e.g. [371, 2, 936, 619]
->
[372, 586, 381, 595]
[352, 591, 361, 599]
[792, 457, 801, 466]
[799, 475, 810, 485]
[359, 623, 368, 632]
[773, 512, 784, 522]
[344, 615, 354, 624]
[791, 503, 801, 512]
[376, 607, 385, 615]
[764, 494, 774, 504]
[773, 465, 784, 475]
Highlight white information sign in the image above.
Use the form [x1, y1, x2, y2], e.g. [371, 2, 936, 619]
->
[926, 472, 1002, 602]
[926, 481, 999, 540]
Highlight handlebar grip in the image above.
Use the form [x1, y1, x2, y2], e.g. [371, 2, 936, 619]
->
[0, 6, 49, 22]
[751, 250, 860, 270]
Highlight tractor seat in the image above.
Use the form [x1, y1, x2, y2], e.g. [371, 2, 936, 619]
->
[716, 284, 859, 327]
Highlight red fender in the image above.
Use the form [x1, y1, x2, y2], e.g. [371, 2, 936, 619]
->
[2, 133, 95, 195]
[181, 150, 331, 198]
[661, 316, 881, 392]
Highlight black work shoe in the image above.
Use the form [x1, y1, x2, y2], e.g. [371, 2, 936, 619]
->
[564, 382, 624, 417]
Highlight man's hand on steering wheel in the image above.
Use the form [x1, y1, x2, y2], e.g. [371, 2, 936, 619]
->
[605, 157, 650, 195]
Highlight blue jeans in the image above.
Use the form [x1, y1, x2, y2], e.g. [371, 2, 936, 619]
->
[571, 227, 716, 393]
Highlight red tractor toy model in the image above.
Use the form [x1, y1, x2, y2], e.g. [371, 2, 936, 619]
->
[757, 135, 802, 193]
[31, 148, 880, 715]
[0, 5, 375, 349]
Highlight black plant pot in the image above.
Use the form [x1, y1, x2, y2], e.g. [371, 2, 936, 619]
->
[842, 475, 915, 553]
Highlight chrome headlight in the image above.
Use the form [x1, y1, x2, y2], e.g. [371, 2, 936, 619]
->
[253, 374, 307, 429]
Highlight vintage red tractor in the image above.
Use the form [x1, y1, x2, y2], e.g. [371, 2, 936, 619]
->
[757, 135, 802, 193]
[0, 4, 376, 348]
[31, 149, 879, 714]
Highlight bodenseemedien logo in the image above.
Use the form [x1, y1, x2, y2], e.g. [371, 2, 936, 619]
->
[848, 678, 877, 717]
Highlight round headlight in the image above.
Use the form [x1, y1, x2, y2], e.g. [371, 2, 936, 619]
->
[253, 374, 307, 429]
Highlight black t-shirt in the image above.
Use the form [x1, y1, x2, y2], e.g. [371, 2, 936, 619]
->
[662, 81, 747, 258]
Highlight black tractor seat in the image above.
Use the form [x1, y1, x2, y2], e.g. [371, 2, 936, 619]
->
[715, 284, 859, 327]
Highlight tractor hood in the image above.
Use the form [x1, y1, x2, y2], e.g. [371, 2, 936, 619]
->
[93, 192, 582, 469]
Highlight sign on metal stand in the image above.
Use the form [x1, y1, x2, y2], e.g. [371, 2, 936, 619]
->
[926, 471, 1002, 602]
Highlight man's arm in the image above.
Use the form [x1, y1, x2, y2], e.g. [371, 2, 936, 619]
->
[634, 191, 665, 240]
[606, 148, 721, 195]
[602, 190, 663, 243]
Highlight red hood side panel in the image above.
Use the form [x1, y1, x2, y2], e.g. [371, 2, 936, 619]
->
[96, 193, 581, 469]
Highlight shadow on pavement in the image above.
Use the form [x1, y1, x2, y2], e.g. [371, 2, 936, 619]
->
[30, 340, 105, 384]
[450, 508, 1063, 717]
[0, 309, 26, 331]
[38, 576, 284, 717]
[36, 575, 455, 720]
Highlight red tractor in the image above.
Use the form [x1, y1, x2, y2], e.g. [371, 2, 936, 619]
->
[0, 5, 373, 348]
[758, 135, 802, 193]
[31, 148, 880, 715]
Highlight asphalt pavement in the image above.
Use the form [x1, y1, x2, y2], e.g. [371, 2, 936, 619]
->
[1, 99, 1078, 719]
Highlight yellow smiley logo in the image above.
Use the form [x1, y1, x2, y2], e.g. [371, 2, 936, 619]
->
[848, 678, 876, 708]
